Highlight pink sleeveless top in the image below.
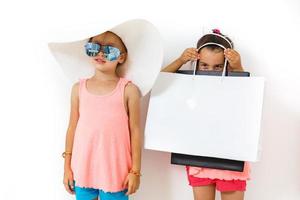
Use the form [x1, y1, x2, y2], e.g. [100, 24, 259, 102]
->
[188, 162, 251, 180]
[71, 77, 132, 192]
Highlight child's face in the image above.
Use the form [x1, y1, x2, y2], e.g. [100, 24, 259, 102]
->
[89, 32, 126, 72]
[198, 47, 225, 71]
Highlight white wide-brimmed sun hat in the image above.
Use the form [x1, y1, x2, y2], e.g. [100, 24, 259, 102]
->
[48, 19, 163, 96]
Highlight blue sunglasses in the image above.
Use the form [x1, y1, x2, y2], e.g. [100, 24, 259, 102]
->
[84, 42, 121, 61]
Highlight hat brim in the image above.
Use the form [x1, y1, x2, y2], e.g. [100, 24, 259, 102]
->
[48, 19, 163, 96]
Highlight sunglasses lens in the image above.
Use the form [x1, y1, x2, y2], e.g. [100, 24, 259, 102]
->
[104, 46, 121, 61]
[85, 42, 100, 57]
[85, 43, 121, 61]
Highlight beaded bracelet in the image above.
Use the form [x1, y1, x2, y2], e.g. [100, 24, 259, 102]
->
[129, 169, 142, 177]
[62, 151, 72, 158]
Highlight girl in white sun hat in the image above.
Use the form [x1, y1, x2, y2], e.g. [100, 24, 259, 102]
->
[50, 19, 163, 200]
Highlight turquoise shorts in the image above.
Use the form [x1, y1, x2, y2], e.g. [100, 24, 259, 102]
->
[74, 181, 128, 200]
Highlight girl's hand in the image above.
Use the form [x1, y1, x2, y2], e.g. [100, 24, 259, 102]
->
[178, 48, 199, 64]
[63, 167, 75, 195]
[123, 172, 140, 195]
[224, 49, 244, 71]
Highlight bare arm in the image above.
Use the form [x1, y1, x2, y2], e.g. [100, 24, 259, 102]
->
[161, 58, 185, 72]
[161, 48, 198, 73]
[64, 82, 79, 169]
[127, 83, 141, 173]
[123, 83, 141, 195]
[63, 82, 79, 194]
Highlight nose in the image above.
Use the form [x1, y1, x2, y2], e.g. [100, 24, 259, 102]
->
[97, 51, 105, 57]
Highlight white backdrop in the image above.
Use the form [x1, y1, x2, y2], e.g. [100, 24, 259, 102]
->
[0, 0, 299, 199]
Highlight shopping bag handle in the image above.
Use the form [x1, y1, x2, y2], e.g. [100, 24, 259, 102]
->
[192, 42, 229, 79]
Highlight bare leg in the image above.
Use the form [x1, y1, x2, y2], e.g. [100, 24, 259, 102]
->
[193, 185, 216, 200]
[221, 191, 244, 200]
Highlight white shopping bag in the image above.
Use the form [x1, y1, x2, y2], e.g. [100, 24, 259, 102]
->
[144, 70, 264, 162]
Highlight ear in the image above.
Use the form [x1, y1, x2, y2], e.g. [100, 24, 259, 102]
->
[118, 53, 127, 64]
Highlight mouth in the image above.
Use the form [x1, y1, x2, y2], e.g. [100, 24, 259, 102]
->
[94, 58, 106, 64]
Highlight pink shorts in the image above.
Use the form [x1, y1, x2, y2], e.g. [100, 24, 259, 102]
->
[186, 167, 246, 192]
